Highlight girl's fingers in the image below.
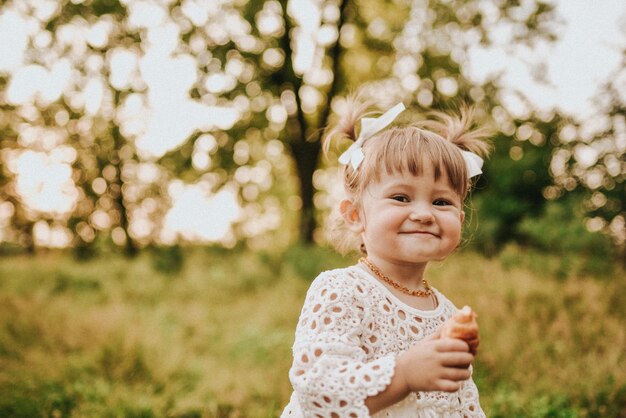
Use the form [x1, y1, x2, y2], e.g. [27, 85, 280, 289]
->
[436, 338, 471, 353]
[440, 351, 474, 368]
[441, 365, 472, 382]
[435, 379, 462, 393]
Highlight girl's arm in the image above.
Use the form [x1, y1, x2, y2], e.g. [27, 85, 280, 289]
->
[288, 272, 398, 417]
[365, 331, 475, 415]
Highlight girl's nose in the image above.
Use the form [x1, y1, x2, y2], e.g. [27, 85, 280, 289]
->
[409, 204, 434, 223]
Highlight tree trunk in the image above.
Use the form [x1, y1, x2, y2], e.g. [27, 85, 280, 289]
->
[276, 0, 349, 243]
[111, 124, 138, 257]
[109, 91, 137, 256]
[277, 0, 349, 243]
[289, 140, 321, 242]
[7, 195, 36, 254]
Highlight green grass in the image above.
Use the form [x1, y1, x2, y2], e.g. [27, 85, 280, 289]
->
[0, 245, 625, 417]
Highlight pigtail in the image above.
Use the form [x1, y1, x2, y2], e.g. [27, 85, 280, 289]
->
[423, 106, 493, 159]
[322, 94, 376, 256]
[322, 94, 375, 156]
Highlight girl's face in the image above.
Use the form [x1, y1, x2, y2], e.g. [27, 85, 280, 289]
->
[355, 162, 465, 267]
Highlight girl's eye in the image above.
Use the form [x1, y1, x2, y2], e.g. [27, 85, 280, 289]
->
[433, 199, 452, 206]
[391, 195, 409, 203]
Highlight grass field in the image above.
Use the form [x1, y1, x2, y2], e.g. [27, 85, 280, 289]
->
[0, 245, 625, 417]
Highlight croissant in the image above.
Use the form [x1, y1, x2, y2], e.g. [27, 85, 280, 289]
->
[441, 305, 479, 355]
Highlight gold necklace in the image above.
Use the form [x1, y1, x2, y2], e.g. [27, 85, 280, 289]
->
[360, 257, 433, 298]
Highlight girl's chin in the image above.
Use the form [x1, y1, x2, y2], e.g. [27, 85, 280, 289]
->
[403, 252, 454, 263]
[369, 247, 455, 263]
[389, 255, 443, 264]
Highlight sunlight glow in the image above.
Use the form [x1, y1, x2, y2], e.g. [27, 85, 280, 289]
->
[6, 59, 72, 106]
[84, 77, 105, 115]
[0, 11, 29, 72]
[13, 151, 79, 216]
[6, 65, 46, 104]
[288, 0, 321, 75]
[87, 19, 112, 48]
[33, 221, 73, 248]
[162, 183, 241, 243]
[205, 73, 237, 94]
[130, 26, 240, 159]
[32, 0, 59, 22]
[574, 144, 599, 169]
[126, 0, 166, 29]
[256, 1, 284, 37]
[109, 48, 139, 90]
[436, 77, 458, 97]
[181, 0, 210, 27]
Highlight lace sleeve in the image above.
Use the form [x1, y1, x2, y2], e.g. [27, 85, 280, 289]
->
[289, 270, 396, 417]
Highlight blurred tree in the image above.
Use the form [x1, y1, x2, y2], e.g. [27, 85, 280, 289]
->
[551, 49, 626, 262]
[7, 0, 621, 257]
[470, 45, 625, 260]
[516, 192, 617, 276]
[472, 109, 563, 254]
[0, 103, 36, 253]
[170, 0, 559, 243]
[0, 0, 151, 256]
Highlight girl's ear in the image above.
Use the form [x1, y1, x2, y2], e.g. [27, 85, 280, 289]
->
[340, 199, 364, 233]
[460, 210, 465, 224]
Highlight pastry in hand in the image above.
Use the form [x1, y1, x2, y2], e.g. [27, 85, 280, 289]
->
[441, 306, 479, 355]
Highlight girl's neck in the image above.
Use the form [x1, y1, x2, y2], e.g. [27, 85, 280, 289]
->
[365, 255, 429, 289]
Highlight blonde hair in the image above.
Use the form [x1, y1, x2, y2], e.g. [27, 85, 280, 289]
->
[324, 98, 492, 254]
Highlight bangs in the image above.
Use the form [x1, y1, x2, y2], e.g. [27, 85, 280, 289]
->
[359, 127, 468, 197]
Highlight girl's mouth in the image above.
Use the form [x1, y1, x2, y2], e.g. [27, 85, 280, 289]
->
[401, 230, 438, 236]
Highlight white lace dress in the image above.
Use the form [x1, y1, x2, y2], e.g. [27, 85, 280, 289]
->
[281, 265, 485, 418]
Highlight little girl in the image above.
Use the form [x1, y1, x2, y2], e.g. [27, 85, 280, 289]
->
[281, 99, 491, 417]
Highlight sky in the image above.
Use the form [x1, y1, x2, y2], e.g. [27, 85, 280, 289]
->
[467, 0, 625, 119]
[547, 0, 624, 116]
[0, 0, 624, 246]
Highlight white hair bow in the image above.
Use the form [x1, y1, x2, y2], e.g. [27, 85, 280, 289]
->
[338, 102, 406, 170]
[461, 150, 484, 178]
[337, 102, 484, 178]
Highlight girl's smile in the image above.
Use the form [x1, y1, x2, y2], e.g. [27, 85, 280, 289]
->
[399, 230, 438, 237]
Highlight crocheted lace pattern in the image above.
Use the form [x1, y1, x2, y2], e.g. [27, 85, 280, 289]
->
[284, 265, 484, 417]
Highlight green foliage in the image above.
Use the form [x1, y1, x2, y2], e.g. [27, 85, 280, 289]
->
[515, 196, 615, 278]
[0, 379, 77, 418]
[471, 119, 558, 254]
[486, 380, 626, 418]
[150, 245, 185, 274]
[0, 242, 24, 256]
[72, 242, 99, 261]
[52, 271, 102, 294]
[490, 195, 617, 279]
[281, 243, 350, 280]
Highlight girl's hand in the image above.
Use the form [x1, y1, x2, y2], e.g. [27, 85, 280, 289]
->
[396, 329, 474, 393]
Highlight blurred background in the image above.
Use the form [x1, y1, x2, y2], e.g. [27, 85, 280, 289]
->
[0, 0, 624, 416]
